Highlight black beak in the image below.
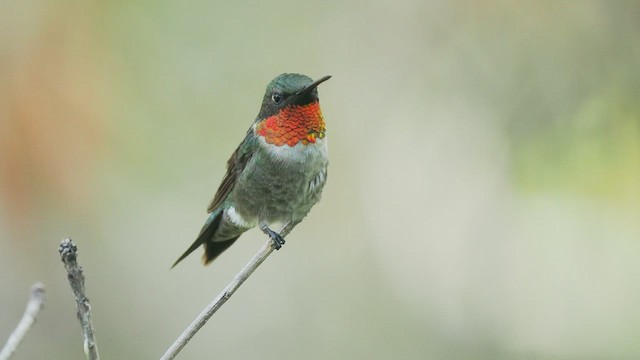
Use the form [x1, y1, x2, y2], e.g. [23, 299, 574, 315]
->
[297, 75, 331, 96]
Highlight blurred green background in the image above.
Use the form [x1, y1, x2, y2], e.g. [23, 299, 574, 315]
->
[1, 1, 639, 359]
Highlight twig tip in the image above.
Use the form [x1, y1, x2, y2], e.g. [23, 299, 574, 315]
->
[29, 283, 46, 302]
[59, 238, 77, 262]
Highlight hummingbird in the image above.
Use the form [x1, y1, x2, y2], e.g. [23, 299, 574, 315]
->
[172, 73, 331, 267]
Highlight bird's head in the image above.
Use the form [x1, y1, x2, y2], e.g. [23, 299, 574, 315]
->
[255, 73, 331, 147]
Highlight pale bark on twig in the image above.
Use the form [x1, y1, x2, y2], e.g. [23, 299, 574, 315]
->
[59, 238, 100, 360]
[160, 239, 275, 360]
[0, 283, 46, 360]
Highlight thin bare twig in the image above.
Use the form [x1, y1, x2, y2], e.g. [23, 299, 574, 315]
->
[160, 239, 276, 360]
[59, 238, 100, 360]
[0, 283, 46, 360]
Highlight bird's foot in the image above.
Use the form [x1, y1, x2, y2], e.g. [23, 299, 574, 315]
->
[263, 227, 285, 250]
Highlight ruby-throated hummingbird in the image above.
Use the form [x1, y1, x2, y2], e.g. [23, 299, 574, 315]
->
[173, 73, 331, 267]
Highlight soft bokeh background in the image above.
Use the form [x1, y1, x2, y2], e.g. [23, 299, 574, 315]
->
[1, 1, 639, 359]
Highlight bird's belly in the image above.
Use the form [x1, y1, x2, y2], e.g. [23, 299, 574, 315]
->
[232, 138, 328, 225]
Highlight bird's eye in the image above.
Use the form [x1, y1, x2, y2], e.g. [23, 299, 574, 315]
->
[271, 93, 282, 104]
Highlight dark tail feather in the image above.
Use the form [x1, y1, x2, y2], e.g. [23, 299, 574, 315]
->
[172, 210, 223, 268]
[202, 236, 240, 265]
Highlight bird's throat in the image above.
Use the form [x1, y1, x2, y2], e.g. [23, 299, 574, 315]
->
[256, 102, 326, 147]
